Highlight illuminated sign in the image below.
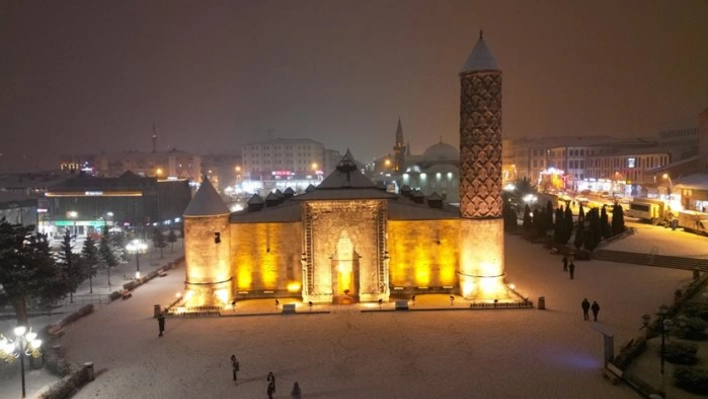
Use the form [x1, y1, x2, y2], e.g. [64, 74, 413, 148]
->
[46, 191, 143, 197]
[272, 170, 294, 176]
[85, 191, 103, 196]
[627, 158, 636, 168]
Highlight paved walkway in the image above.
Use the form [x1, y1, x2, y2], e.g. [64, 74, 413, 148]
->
[0, 240, 186, 399]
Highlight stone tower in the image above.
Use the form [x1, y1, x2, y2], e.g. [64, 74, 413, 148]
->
[183, 177, 232, 307]
[393, 117, 406, 172]
[458, 32, 507, 299]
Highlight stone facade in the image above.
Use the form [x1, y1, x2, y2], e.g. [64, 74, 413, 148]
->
[184, 213, 232, 306]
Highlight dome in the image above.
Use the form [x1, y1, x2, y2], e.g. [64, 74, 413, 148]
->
[422, 142, 459, 161]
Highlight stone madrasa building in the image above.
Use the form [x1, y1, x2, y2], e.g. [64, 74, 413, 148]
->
[181, 33, 515, 307]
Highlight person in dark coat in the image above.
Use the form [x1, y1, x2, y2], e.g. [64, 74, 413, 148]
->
[568, 262, 575, 280]
[581, 298, 590, 320]
[591, 301, 600, 321]
[157, 313, 165, 337]
[267, 371, 276, 397]
[562, 256, 568, 272]
[291, 381, 302, 399]
[231, 355, 239, 381]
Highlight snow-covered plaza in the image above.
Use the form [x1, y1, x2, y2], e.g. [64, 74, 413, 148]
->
[2, 223, 706, 399]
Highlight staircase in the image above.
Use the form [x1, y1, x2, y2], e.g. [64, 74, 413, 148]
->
[593, 249, 708, 270]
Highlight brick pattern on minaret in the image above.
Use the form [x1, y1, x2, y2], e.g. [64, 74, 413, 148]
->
[459, 71, 503, 218]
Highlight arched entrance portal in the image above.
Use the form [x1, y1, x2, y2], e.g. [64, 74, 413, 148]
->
[331, 231, 359, 304]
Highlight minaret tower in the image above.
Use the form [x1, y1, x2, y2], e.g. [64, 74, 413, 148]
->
[458, 31, 508, 299]
[393, 117, 406, 172]
[183, 177, 232, 307]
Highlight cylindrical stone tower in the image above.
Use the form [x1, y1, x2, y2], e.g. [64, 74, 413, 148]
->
[183, 177, 232, 307]
[458, 32, 507, 300]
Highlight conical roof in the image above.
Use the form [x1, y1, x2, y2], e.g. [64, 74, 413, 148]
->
[461, 31, 500, 73]
[318, 149, 376, 189]
[183, 177, 230, 216]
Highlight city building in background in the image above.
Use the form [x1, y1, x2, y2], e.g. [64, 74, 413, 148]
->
[0, 173, 68, 231]
[93, 149, 201, 181]
[59, 154, 96, 175]
[201, 152, 242, 192]
[43, 171, 191, 238]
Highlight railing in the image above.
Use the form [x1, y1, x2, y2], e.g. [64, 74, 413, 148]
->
[469, 301, 534, 309]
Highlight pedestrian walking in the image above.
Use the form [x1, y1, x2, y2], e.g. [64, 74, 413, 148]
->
[157, 312, 165, 337]
[591, 301, 600, 321]
[562, 256, 568, 272]
[231, 354, 239, 382]
[267, 381, 275, 399]
[291, 381, 302, 399]
[267, 371, 276, 397]
[581, 298, 590, 320]
[568, 262, 575, 280]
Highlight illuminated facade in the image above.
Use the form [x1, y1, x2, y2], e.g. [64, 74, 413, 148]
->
[182, 33, 516, 307]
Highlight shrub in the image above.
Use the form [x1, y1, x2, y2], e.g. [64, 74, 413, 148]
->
[675, 316, 708, 340]
[674, 366, 708, 395]
[664, 341, 698, 365]
[612, 337, 647, 369]
[681, 301, 708, 321]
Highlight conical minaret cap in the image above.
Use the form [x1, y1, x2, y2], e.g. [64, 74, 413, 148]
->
[461, 31, 500, 73]
[184, 176, 230, 216]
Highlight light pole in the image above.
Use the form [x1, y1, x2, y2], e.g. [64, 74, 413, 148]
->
[662, 173, 673, 201]
[126, 239, 148, 279]
[0, 326, 43, 398]
[68, 210, 78, 238]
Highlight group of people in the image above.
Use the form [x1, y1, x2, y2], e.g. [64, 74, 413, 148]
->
[231, 355, 302, 398]
[581, 298, 601, 321]
[561, 256, 576, 279]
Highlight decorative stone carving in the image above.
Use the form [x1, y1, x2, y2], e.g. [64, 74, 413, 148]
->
[459, 71, 503, 219]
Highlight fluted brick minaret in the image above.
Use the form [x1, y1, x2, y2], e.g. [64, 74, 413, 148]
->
[458, 31, 508, 299]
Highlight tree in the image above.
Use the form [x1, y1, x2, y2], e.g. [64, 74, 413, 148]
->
[0, 219, 66, 325]
[584, 208, 602, 251]
[167, 228, 178, 253]
[57, 230, 83, 303]
[564, 205, 574, 244]
[554, 206, 565, 244]
[522, 205, 532, 231]
[574, 221, 585, 250]
[600, 206, 613, 239]
[110, 231, 129, 264]
[545, 200, 554, 231]
[612, 204, 626, 235]
[152, 227, 167, 259]
[578, 204, 585, 223]
[99, 225, 118, 288]
[81, 235, 100, 294]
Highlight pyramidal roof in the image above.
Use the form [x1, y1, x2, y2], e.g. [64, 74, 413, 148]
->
[317, 149, 376, 189]
[395, 117, 403, 142]
[461, 30, 500, 73]
[183, 177, 230, 216]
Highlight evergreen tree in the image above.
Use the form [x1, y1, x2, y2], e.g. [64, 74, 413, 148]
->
[600, 206, 612, 239]
[110, 231, 129, 264]
[57, 230, 82, 303]
[522, 205, 532, 231]
[578, 204, 585, 223]
[564, 205, 574, 244]
[584, 208, 602, 251]
[99, 225, 118, 288]
[545, 200, 554, 231]
[81, 235, 100, 294]
[167, 228, 178, 253]
[152, 227, 167, 259]
[574, 220, 585, 250]
[554, 206, 565, 244]
[0, 219, 66, 325]
[612, 204, 626, 235]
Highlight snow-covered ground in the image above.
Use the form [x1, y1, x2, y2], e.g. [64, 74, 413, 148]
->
[2, 226, 706, 399]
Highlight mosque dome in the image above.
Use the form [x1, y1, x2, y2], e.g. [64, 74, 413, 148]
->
[422, 142, 459, 161]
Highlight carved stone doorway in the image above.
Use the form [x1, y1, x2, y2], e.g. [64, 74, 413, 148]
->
[332, 231, 359, 304]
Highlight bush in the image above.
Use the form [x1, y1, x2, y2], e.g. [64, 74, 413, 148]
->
[674, 366, 708, 395]
[681, 301, 708, 321]
[675, 316, 708, 340]
[664, 341, 698, 365]
[612, 337, 647, 369]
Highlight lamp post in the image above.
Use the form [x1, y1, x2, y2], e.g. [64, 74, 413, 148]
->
[0, 326, 43, 398]
[126, 239, 148, 279]
[662, 173, 673, 201]
[68, 211, 78, 238]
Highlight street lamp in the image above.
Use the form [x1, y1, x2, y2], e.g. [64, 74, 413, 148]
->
[126, 239, 148, 279]
[641, 304, 675, 396]
[662, 173, 673, 201]
[68, 211, 78, 237]
[0, 326, 43, 398]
